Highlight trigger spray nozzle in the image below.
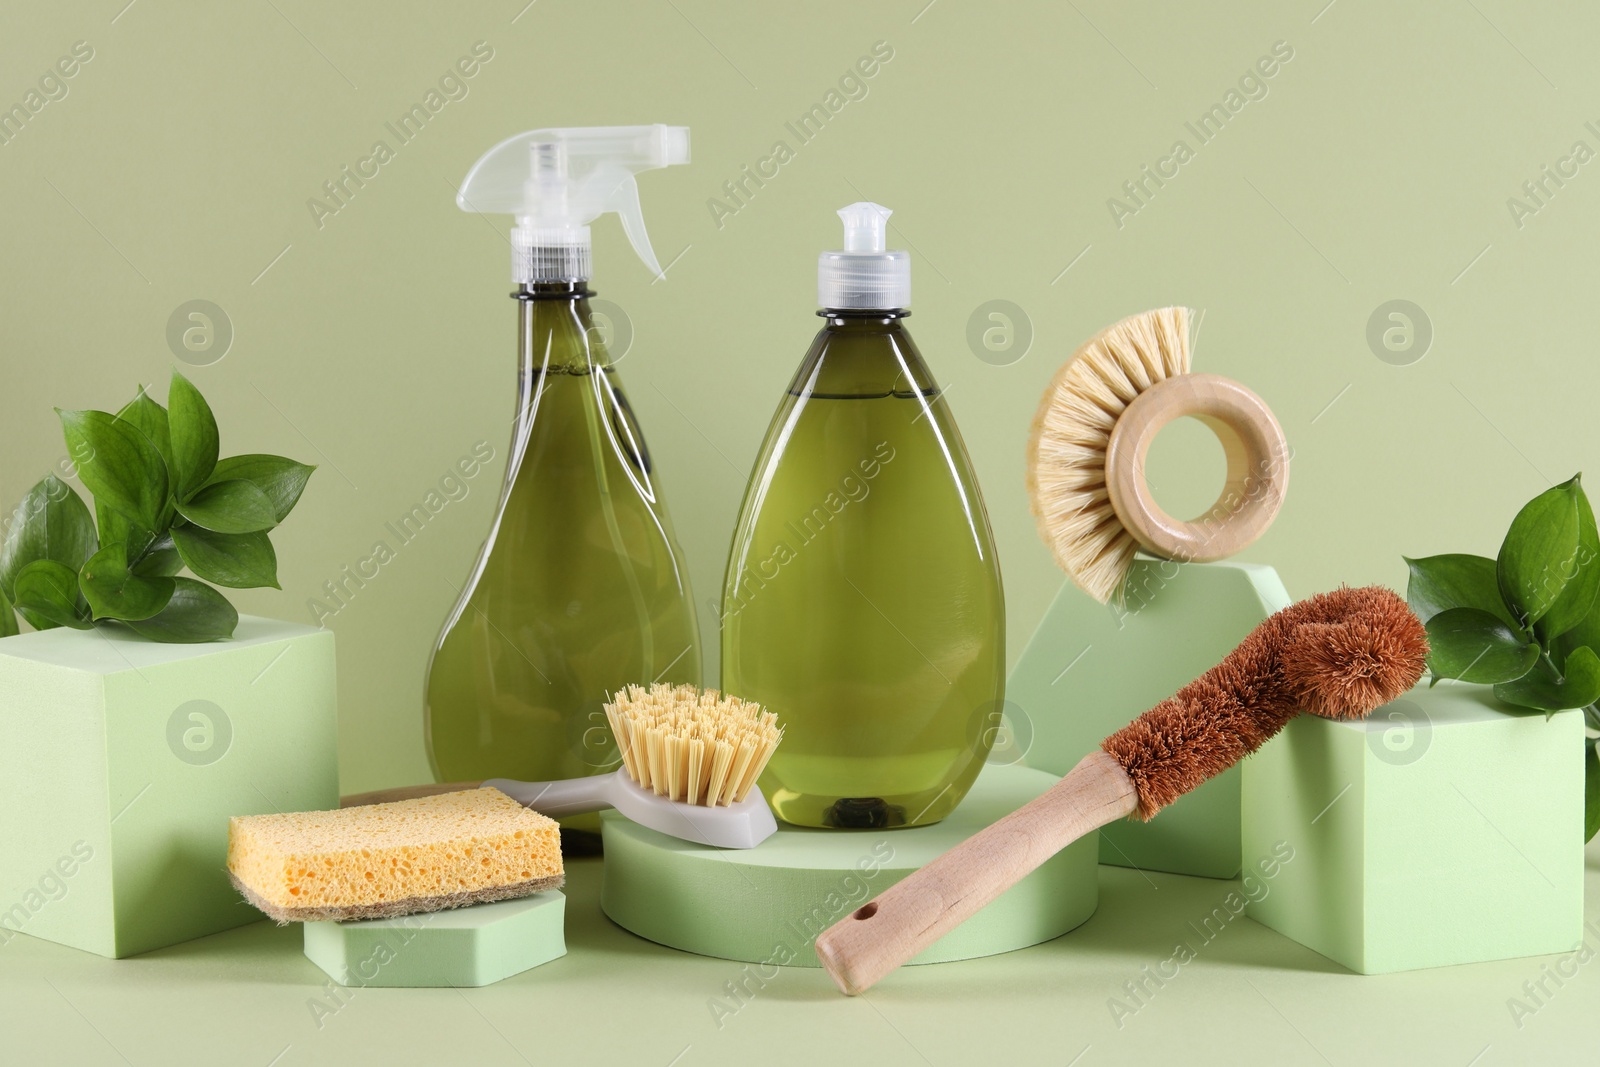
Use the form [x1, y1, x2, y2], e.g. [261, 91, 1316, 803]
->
[458, 124, 690, 284]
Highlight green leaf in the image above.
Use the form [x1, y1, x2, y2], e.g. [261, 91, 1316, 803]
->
[1556, 592, 1600, 670]
[131, 536, 184, 578]
[1586, 742, 1600, 844]
[0, 474, 97, 601]
[1424, 607, 1541, 684]
[174, 480, 278, 534]
[209, 454, 315, 522]
[1404, 554, 1516, 628]
[115, 386, 173, 474]
[171, 527, 279, 589]
[123, 577, 237, 642]
[1494, 646, 1600, 713]
[78, 542, 175, 622]
[0, 584, 19, 638]
[13, 559, 93, 630]
[59, 408, 169, 531]
[1537, 476, 1600, 642]
[1498, 476, 1583, 628]
[95, 502, 157, 567]
[168, 371, 219, 501]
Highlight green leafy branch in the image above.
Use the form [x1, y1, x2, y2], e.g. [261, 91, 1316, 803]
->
[1404, 474, 1600, 841]
[0, 371, 313, 643]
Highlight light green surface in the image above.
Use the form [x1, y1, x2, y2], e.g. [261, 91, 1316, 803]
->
[1009, 559, 1290, 878]
[600, 764, 1096, 966]
[0, 616, 338, 958]
[302, 892, 566, 989]
[5, 852, 1600, 1065]
[1243, 683, 1585, 974]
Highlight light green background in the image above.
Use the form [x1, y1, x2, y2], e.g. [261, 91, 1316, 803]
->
[2, 4, 1592, 778]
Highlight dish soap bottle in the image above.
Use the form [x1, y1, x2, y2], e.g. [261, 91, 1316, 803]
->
[426, 126, 701, 847]
[720, 202, 1004, 830]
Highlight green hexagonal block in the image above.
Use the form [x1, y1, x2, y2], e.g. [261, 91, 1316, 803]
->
[1242, 683, 1585, 974]
[1008, 559, 1290, 878]
[0, 616, 337, 958]
[303, 892, 567, 988]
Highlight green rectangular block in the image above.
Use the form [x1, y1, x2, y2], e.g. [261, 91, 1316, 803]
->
[0, 616, 338, 958]
[1008, 559, 1290, 878]
[304, 892, 567, 988]
[1242, 683, 1585, 974]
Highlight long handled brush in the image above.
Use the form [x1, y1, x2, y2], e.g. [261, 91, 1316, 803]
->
[813, 585, 1428, 994]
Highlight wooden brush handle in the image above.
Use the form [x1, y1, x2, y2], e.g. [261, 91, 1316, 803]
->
[814, 751, 1138, 995]
[1105, 373, 1287, 562]
[340, 781, 484, 808]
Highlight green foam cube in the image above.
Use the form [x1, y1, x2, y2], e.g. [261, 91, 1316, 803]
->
[1242, 683, 1585, 973]
[0, 616, 337, 958]
[303, 893, 567, 987]
[1008, 559, 1289, 877]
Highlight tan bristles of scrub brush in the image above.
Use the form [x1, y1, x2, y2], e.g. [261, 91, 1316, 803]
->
[342, 684, 785, 849]
[814, 586, 1428, 994]
[1026, 307, 1288, 603]
[605, 684, 783, 807]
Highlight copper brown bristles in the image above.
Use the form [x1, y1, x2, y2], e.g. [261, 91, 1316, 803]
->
[1101, 585, 1428, 820]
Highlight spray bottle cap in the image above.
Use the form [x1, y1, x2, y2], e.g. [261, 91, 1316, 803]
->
[458, 124, 689, 283]
[817, 201, 911, 310]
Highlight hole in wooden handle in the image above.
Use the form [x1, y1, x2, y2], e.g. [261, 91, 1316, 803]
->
[853, 902, 878, 920]
[1105, 373, 1287, 563]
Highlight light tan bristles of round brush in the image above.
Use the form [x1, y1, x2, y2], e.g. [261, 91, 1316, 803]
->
[1026, 307, 1193, 603]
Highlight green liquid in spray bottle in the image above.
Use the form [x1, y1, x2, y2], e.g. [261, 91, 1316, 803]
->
[424, 126, 700, 849]
[720, 203, 1004, 829]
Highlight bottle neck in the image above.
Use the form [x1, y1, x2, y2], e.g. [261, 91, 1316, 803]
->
[818, 308, 910, 328]
[514, 282, 609, 399]
[792, 308, 933, 400]
[516, 280, 593, 301]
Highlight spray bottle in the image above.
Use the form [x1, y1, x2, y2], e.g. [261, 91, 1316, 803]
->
[426, 125, 700, 848]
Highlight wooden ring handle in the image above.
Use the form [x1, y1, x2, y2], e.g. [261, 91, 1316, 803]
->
[1104, 373, 1287, 563]
[814, 752, 1138, 995]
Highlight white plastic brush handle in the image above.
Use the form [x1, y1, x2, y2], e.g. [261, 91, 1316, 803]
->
[348, 771, 779, 850]
[483, 774, 615, 817]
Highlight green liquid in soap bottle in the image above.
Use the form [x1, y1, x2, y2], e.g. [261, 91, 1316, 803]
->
[425, 126, 700, 849]
[721, 203, 1005, 829]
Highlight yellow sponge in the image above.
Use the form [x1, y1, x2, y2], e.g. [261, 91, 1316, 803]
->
[227, 788, 563, 922]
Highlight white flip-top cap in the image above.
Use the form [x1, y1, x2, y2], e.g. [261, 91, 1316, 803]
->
[818, 202, 911, 310]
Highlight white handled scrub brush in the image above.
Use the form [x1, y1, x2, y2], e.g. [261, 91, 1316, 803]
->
[343, 684, 784, 850]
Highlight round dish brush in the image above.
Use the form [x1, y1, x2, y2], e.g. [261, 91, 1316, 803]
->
[343, 684, 784, 849]
[813, 585, 1428, 994]
[1026, 307, 1288, 603]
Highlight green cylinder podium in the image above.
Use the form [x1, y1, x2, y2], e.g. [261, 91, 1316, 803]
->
[600, 764, 1098, 967]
